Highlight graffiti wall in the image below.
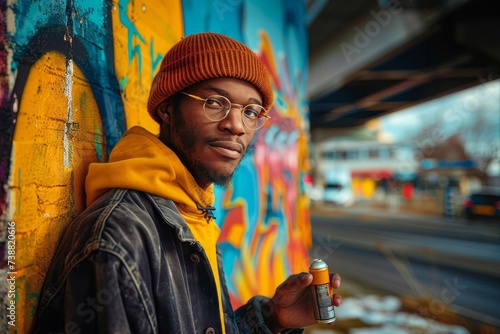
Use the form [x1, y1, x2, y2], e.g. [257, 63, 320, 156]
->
[0, 0, 310, 331]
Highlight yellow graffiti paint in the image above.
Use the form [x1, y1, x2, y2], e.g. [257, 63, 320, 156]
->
[11, 51, 106, 333]
[110, 0, 183, 132]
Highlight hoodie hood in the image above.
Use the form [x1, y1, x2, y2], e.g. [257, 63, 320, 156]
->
[85, 126, 214, 215]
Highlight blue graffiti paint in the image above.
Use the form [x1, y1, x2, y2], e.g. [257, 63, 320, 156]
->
[10, 0, 126, 153]
[149, 38, 163, 79]
[181, 0, 244, 41]
[119, 76, 129, 91]
[94, 124, 103, 161]
[118, 0, 146, 85]
[213, 156, 260, 228]
[8, 0, 66, 71]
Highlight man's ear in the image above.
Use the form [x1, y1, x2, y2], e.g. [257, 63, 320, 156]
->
[157, 99, 172, 125]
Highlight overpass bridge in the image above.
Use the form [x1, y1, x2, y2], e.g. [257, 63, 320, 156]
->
[307, 0, 500, 141]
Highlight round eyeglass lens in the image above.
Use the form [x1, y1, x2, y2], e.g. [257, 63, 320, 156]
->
[203, 96, 230, 121]
[242, 105, 267, 129]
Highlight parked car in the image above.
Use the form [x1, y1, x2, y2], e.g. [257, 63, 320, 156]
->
[323, 167, 354, 207]
[463, 189, 500, 221]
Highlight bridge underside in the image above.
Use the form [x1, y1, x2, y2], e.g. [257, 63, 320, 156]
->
[307, 0, 500, 135]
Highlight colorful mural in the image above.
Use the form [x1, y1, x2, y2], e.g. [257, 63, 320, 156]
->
[0, 0, 310, 331]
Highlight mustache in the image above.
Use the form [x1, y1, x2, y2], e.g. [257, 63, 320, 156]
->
[206, 137, 246, 152]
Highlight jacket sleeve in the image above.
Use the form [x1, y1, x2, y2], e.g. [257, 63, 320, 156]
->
[234, 296, 304, 334]
[32, 250, 157, 334]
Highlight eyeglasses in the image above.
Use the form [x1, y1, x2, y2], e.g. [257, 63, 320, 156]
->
[180, 91, 271, 130]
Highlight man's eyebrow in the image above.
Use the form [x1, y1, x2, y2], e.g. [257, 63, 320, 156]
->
[202, 86, 263, 105]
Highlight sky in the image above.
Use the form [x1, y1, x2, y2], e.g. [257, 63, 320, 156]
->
[378, 79, 500, 149]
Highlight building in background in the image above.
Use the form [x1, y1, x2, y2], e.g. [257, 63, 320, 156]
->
[313, 136, 417, 204]
[312, 80, 500, 216]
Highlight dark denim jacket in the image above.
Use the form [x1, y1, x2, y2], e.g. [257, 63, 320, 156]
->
[31, 188, 304, 334]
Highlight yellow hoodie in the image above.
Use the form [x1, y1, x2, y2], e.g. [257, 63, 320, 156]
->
[86, 126, 225, 332]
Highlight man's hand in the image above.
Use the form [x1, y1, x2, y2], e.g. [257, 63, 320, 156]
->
[263, 272, 342, 333]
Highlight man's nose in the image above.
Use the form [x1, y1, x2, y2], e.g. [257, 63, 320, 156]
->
[219, 106, 246, 134]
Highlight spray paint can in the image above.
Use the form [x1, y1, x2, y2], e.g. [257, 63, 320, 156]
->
[309, 258, 335, 323]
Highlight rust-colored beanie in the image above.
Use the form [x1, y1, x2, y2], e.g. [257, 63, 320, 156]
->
[147, 32, 274, 123]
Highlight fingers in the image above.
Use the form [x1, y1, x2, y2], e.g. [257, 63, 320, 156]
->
[272, 272, 313, 309]
[332, 294, 342, 306]
[330, 273, 341, 289]
[299, 272, 313, 286]
[330, 273, 342, 306]
[282, 272, 312, 290]
[279, 272, 339, 296]
[286, 272, 340, 290]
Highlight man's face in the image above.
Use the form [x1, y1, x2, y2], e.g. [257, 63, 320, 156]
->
[160, 78, 264, 188]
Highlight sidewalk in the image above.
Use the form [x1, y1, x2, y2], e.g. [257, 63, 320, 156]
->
[311, 196, 447, 219]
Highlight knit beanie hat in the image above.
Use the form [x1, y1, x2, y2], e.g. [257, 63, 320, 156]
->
[147, 32, 274, 123]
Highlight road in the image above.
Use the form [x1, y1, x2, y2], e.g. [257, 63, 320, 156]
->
[310, 206, 500, 329]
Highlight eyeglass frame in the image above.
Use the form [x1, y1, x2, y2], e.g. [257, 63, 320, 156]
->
[179, 91, 271, 130]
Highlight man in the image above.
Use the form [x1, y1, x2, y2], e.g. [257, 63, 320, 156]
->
[31, 32, 342, 333]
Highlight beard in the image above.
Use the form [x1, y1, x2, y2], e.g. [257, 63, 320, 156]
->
[170, 110, 250, 187]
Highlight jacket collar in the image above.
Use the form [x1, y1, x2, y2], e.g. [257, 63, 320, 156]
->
[146, 193, 200, 245]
